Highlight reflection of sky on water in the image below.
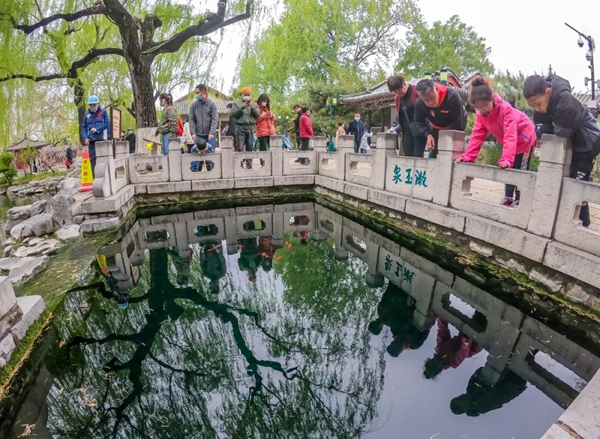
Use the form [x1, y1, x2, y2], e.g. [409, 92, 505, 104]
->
[6, 204, 597, 439]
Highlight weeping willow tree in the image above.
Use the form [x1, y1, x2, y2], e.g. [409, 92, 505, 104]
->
[239, 0, 422, 107]
[0, 0, 253, 147]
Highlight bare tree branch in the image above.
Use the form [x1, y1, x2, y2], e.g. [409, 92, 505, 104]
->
[11, 6, 106, 35]
[144, 0, 252, 55]
[0, 47, 124, 83]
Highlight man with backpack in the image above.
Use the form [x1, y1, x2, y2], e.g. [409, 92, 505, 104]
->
[189, 83, 219, 152]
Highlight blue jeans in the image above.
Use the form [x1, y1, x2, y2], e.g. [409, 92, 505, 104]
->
[162, 134, 170, 155]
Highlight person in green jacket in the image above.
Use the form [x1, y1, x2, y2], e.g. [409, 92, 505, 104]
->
[155, 93, 178, 155]
[232, 86, 260, 169]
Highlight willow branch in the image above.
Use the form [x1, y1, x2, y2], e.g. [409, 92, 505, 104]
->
[12, 6, 107, 35]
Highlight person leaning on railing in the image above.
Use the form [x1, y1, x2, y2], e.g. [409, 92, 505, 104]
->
[456, 77, 536, 208]
[523, 74, 600, 227]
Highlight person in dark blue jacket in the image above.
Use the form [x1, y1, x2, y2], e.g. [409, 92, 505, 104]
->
[81, 95, 109, 176]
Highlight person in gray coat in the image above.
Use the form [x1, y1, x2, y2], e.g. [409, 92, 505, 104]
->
[189, 84, 219, 152]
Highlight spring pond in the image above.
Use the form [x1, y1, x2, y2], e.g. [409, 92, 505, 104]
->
[2, 200, 600, 439]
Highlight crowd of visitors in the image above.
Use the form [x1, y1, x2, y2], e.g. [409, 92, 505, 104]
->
[79, 71, 599, 227]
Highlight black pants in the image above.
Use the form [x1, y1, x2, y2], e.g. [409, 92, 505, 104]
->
[236, 129, 255, 169]
[258, 136, 270, 151]
[504, 151, 531, 200]
[300, 138, 310, 150]
[402, 132, 427, 157]
[571, 149, 598, 225]
[354, 138, 361, 153]
[89, 141, 97, 177]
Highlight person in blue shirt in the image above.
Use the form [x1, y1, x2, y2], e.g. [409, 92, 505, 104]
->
[81, 95, 109, 176]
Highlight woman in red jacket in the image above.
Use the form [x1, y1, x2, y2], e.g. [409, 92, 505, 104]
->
[255, 93, 276, 151]
[299, 106, 314, 150]
[458, 77, 536, 207]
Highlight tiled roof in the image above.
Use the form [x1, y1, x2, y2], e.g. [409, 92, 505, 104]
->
[573, 91, 597, 109]
[339, 68, 478, 108]
[174, 99, 233, 116]
[7, 137, 52, 152]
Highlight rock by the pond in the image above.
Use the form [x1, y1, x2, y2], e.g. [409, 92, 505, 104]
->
[13, 239, 60, 258]
[60, 177, 80, 191]
[56, 225, 80, 241]
[0, 185, 7, 196]
[72, 215, 85, 225]
[5, 256, 48, 286]
[47, 190, 76, 226]
[2, 246, 13, 257]
[30, 199, 48, 216]
[10, 213, 56, 239]
[7, 205, 31, 221]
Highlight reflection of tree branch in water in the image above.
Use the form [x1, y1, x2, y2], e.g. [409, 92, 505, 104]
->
[65, 248, 360, 437]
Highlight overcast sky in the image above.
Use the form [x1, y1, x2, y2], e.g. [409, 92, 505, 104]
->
[210, 0, 599, 99]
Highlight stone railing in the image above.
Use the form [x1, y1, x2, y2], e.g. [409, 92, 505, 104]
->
[80, 130, 600, 296]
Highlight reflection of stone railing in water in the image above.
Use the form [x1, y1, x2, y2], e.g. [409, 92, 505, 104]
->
[98, 201, 600, 418]
[82, 131, 600, 298]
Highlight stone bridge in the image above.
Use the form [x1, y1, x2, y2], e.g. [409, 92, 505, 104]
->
[81, 132, 600, 309]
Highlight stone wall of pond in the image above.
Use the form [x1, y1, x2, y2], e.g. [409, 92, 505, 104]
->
[57, 134, 600, 307]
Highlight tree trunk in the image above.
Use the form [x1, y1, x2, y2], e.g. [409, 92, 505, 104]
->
[128, 54, 157, 129]
[73, 79, 86, 145]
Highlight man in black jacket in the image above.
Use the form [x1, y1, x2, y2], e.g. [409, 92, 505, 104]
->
[347, 113, 365, 153]
[126, 128, 136, 154]
[524, 75, 600, 227]
[225, 103, 237, 149]
[293, 105, 302, 148]
[387, 74, 426, 157]
[411, 79, 467, 158]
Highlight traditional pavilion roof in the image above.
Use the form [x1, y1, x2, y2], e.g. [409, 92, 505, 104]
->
[174, 86, 232, 117]
[572, 91, 598, 109]
[339, 68, 481, 109]
[7, 137, 52, 152]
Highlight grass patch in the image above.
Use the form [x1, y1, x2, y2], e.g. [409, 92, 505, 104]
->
[0, 311, 53, 401]
[10, 170, 69, 186]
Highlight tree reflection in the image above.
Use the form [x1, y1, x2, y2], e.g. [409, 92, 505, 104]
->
[46, 247, 383, 438]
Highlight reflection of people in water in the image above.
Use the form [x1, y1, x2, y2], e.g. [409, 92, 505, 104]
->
[168, 246, 193, 286]
[450, 367, 527, 416]
[424, 317, 483, 379]
[96, 254, 130, 309]
[368, 282, 430, 357]
[258, 235, 275, 272]
[290, 215, 311, 245]
[200, 241, 226, 293]
[238, 237, 262, 283]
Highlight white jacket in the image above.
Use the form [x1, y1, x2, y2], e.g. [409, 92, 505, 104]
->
[183, 121, 194, 145]
[360, 132, 372, 150]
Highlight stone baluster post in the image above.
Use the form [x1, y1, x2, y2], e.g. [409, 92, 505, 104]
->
[221, 137, 234, 180]
[271, 135, 283, 177]
[168, 137, 182, 182]
[527, 135, 572, 238]
[94, 141, 113, 168]
[371, 133, 397, 190]
[339, 135, 355, 182]
[432, 130, 465, 206]
[115, 141, 129, 159]
[313, 136, 327, 174]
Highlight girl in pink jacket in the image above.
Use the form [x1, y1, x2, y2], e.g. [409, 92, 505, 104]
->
[458, 77, 536, 207]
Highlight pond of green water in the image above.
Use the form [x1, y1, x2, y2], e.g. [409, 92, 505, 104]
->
[2, 201, 599, 439]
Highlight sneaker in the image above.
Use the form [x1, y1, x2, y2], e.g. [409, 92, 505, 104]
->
[500, 197, 514, 207]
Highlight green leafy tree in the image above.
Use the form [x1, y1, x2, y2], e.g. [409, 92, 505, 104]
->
[395, 15, 494, 79]
[239, 0, 422, 110]
[0, 152, 17, 185]
[1, 0, 252, 136]
[493, 70, 532, 115]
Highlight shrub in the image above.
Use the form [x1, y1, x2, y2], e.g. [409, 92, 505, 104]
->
[0, 152, 17, 186]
